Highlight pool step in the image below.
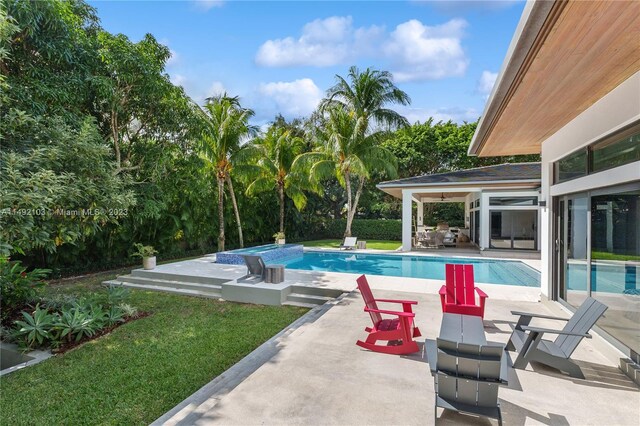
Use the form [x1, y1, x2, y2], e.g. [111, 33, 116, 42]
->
[105, 276, 222, 299]
[114, 275, 223, 294]
[129, 269, 229, 286]
[286, 293, 334, 305]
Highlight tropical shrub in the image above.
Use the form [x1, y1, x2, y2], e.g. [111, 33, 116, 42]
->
[0, 257, 50, 321]
[12, 305, 57, 350]
[54, 307, 96, 344]
[323, 219, 402, 240]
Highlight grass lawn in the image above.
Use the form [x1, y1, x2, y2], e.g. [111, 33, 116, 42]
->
[301, 239, 401, 250]
[0, 268, 308, 425]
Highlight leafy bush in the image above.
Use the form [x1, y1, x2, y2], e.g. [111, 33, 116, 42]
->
[322, 219, 402, 240]
[132, 243, 158, 258]
[105, 306, 125, 326]
[12, 305, 57, 350]
[118, 303, 138, 318]
[55, 307, 96, 344]
[9, 284, 137, 350]
[0, 257, 50, 321]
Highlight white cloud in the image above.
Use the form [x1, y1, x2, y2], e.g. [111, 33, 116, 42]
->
[192, 0, 224, 12]
[257, 78, 322, 118]
[167, 49, 179, 66]
[204, 81, 227, 99]
[477, 70, 498, 98]
[255, 16, 468, 82]
[255, 16, 384, 67]
[170, 73, 187, 87]
[383, 19, 469, 82]
[395, 106, 480, 125]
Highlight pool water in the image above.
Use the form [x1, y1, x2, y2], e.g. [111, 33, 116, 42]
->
[276, 251, 540, 287]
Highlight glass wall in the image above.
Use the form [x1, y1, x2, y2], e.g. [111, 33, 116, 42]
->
[490, 210, 537, 250]
[590, 189, 640, 355]
[555, 184, 640, 355]
[565, 197, 589, 307]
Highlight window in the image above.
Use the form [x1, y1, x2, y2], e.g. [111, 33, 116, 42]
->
[475, 199, 480, 208]
[554, 149, 588, 184]
[553, 122, 640, 184]
[591, 130, 640, 173]
[489, 197, 538, 206]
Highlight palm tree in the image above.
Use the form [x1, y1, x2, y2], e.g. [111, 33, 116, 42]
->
[236, 125, 310, 235]
[297, 66, 409, 237]
[319, 65, 411, 133]
[294, 106, 398, 237]
[199, 93, 257, 251]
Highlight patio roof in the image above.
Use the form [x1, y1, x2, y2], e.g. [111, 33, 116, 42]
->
[468, 1, 640, 157]
[377, 162, 540, 198]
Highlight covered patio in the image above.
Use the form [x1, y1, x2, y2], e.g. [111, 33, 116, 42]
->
[377, 163, 542, 253]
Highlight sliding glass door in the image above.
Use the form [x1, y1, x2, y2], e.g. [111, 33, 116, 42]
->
[489, 210, 537, 250]
[554, 184, 640, 356]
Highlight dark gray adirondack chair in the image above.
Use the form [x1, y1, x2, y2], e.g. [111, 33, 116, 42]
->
[238, 255, 266, 284]
[506, 297, 607, 379]
[427, 338, 507, 425]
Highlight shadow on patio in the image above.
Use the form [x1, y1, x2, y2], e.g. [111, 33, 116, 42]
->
[156, 290, 639, 425]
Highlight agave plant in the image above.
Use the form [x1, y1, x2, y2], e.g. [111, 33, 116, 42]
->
[55, 307, 96, 343]
[105, 305, 125, 326]
[12, 305, 56, 349]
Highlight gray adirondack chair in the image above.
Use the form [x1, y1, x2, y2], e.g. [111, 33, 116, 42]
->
[427, 338, 507, 425]
[238, 255, 266, 284]
[506, 297, 607, 379]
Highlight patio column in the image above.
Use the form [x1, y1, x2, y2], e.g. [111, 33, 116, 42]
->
[417, 200, 423, 228]
[402, 189, 412, 251]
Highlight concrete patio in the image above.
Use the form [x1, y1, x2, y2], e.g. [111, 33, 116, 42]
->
[154, 279, 639, 426]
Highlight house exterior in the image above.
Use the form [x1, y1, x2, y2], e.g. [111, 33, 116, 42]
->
[468, 1, 640, 361]
[377, 163, 541, 252]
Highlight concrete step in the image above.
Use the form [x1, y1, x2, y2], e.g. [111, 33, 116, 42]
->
[289, 285, 344, 299]
[286, 293, 333, 305]
[111, 281, 222, 299]
[130, 269, 228, 286]
[116, 275, 222, 293]
[281, 301, 318, 309]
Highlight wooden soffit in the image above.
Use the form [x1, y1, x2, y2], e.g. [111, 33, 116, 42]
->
[472, 0, 640, 157]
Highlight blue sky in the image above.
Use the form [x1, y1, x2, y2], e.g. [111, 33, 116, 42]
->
[89, 0, 526, 125]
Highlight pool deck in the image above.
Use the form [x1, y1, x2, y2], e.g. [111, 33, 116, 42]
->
[108, 250, 542, 307]
[154, 290, 639, 426]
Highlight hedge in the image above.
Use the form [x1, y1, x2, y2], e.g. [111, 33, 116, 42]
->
[321, 219, 402, 240]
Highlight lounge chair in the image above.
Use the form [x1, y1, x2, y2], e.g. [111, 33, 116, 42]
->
[439, 264, 488, 318]
[506, 297, 608, 379]
[427, 338, 507, 425]
[238, 255, 266, 284]
[339, 237, 358, 250]
[355, 274, 422, 355]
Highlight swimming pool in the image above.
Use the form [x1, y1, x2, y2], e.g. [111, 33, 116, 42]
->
[276, 251, 540, 287]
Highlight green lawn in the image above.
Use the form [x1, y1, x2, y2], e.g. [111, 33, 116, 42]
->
[301, 239, 401, 250]
[591, 251, 640, 261]
[0, 269, 307, 425]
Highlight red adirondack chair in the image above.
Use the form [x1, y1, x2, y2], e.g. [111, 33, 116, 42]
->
[439, 264, 488, 318]
[355, 275, 422, 355]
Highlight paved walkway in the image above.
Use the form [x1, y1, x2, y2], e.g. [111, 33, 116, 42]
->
[156, 290, 639, 425]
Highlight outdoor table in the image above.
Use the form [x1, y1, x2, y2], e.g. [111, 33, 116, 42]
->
[425, 313, 508, 384]
[439, 313, 487, 345]
[357, 240, 367, 249]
